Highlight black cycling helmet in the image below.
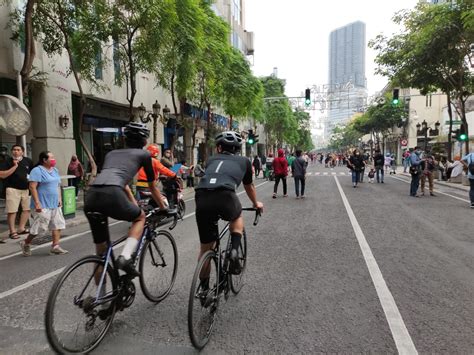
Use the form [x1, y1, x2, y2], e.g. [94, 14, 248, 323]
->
[215, 131, 242, 152]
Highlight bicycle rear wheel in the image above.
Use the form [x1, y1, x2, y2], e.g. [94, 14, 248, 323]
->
[230, 230, 247, 294]
[188, 250, 219, 350]
[45, 255, 117, 354]
[139, 230, 178, 303]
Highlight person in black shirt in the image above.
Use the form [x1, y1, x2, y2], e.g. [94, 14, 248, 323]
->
[347, 149, 366, 188]
[195, 131, 263, 276]
[0, 145, 34, 239]
[84, 123, 167, 276]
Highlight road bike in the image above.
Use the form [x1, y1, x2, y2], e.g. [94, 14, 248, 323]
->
[188, 207, 261, 350]
[44, 208, 179, 354]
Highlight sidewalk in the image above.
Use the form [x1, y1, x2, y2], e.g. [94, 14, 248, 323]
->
[394, 167, 470, 193]
[0, 186, 196, 256]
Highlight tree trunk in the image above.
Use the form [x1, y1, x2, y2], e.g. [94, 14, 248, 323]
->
[20, 0, 37, 96]
[127, 40, 136, 121]
[460, 98, 469, 155]
[446, 93, 453, 161]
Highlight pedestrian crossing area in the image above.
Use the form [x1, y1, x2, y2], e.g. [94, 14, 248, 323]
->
[306, 171, 351, 177]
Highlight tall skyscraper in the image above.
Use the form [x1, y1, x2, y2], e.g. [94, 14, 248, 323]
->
[326, 21, 367, 138]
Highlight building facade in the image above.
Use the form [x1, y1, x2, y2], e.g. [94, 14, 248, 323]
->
[0, 0, 257, 178]
[326, 21, 367, 139]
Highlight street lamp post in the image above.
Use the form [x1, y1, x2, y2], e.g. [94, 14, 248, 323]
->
[138, 100, 171, 143]
[416, 120, 440, 152]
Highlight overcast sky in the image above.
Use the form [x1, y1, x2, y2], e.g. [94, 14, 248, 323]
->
[245, 0, 419, 99]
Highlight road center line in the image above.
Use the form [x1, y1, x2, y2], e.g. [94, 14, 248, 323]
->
[334, 176, 418, 355]
[389, 175, 470, 203]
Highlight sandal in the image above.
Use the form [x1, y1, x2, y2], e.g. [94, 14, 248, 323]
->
[9, 232, 20, 239]
[18, 229, 29, 235]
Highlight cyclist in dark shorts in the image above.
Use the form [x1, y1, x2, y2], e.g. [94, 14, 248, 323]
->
[84, 123, 168, 276]
[195, 131, 263, 276]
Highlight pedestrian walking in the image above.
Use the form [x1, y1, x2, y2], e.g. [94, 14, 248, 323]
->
[252, 155, 262, 178]
[20, 151, 68, 256]
[287, 153, 295, 173]
[272, 149, 288, 198]
[347, 149, 365, 188]
[420, 152, 437, 196]
[384, 153, 393, 173]
[359, 152, 369, 182]
[0, 145, 34, 240]
[390, 154, 397, 175]
[291, 150, 307, 198]
[409, 146, 424, 197]
[368, 168, 375, 183]
[402, 149, 411, 173]
[461, 151, 474, 208]
[373, 149, 384, 183]
[194, 160, 205, 184]
[67, 155, 84, 198]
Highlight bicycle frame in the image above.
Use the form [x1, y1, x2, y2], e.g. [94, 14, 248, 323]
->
[79, 210, 178, 309]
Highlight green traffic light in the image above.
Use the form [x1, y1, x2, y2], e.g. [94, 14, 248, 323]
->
[305, 99, 311, 106]
[459, 133, 467, 141]
[248, 138, 254, 145]
[392, 99, 399, 105]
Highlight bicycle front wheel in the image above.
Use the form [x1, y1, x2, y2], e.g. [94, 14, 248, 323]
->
[188, 250, 219, 350]
[45, 255, 117, 354]
[139, 230, 178, 303]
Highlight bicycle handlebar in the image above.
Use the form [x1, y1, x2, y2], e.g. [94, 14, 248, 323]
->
[241, 207, 262, 226]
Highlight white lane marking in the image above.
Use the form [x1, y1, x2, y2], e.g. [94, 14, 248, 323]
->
[334, 176, 418, 355]
[315, 172, 320, 175]
[390, 176, 470, 203]
[0, 268, 64, 300]
[307, 172, 313, 176]
[340, 172, 346, 175]
[331, 172, 336, 175]
[323, 172, 328, 175]
[0, 221, 124, 262]
[0, 182, 269, 299]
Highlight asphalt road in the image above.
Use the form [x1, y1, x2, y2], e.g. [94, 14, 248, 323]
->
[0, 164, 473, 354]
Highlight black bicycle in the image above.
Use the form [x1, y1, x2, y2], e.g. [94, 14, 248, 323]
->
[188, 207, 261, 349]
[45, 208, 179, 354]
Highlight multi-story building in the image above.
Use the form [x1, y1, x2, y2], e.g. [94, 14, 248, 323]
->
[326, 21, 367, 139]
[0, 0, 256, 177]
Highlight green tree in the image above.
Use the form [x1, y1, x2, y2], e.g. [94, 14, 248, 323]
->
[155, 0, 205, 159]
[110, 0, 176, 119]
[370, 0, 474, 155]
[18, 0, 111, 178]
[260, 76, 294, 150]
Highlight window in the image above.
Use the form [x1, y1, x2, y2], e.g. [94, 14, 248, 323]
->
[425, 95, 432, 107]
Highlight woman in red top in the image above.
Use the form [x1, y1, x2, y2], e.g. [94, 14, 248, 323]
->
[272, 149, 288, 198]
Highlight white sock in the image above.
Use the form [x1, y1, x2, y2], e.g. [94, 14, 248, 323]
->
[121, 237, 139, 260]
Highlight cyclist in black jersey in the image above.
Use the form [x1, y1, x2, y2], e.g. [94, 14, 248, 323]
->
[84, 123, 168, 276]
[195, 131, 263, 276]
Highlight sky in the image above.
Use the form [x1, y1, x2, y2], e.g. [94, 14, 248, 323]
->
[245, 0, 419, 124]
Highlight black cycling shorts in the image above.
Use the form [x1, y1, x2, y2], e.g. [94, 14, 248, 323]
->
[195, 189, 242, 244]
[84, 185, 142, 244]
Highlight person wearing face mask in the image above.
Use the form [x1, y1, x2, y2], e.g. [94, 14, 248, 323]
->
[20, 151, 68, 256]
[409, 146, 424, 197]
[348, 149, 365, 188]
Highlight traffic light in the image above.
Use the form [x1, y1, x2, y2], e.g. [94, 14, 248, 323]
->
[247, 129, 256, 145]
[459, 124, 468, 141]
[392, 89, 399, 105]
[304, 88, 311, 106]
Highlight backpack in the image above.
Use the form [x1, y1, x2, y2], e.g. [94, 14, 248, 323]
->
[468, 154, 474, 175]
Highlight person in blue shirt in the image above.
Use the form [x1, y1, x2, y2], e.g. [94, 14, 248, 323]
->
[461, 151, 474, 208]
[409, 146, 425, 197]
[20, 151, 68, 256]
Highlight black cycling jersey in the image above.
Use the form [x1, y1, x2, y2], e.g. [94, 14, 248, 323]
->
[92, 148, 154, 187]
[196, 153, 252, 191]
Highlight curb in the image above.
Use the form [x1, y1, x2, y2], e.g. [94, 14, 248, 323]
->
[396, 170, 470, 193]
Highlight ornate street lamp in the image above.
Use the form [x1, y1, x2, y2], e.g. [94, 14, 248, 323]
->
[138, 100, 170, 143]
